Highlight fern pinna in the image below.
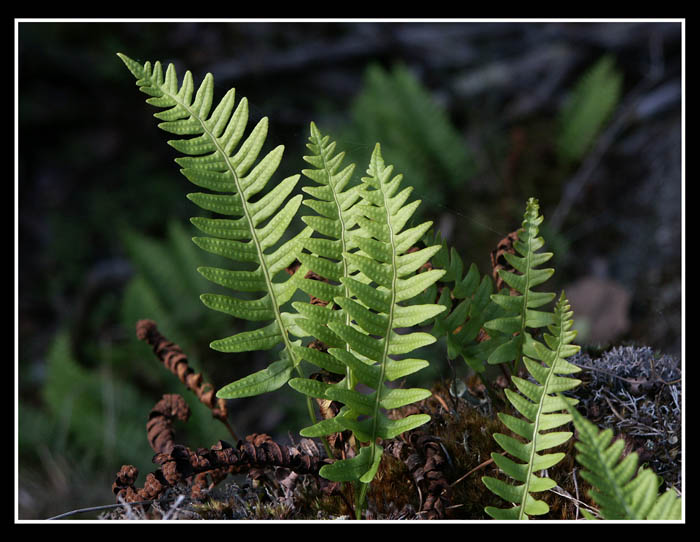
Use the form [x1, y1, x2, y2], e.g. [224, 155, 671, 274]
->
[563, 397, 682, 520]
[289, 143, 446, 517]
[117, 54, 314, 400]
[483, 292, 582, 519]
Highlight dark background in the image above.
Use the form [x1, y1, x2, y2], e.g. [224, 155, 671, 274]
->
[17, 20, 683, 519]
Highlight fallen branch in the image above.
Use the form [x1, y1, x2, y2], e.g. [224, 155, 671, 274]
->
[113, 433, 331, 503]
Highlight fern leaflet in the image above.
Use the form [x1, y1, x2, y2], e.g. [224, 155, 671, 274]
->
[118, 53, 312, 399]
[422, 232, 512, 373]
[483, 292, 581, 519]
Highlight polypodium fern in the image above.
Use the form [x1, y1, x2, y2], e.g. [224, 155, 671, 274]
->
[289, 144, 447, 517]
[563, 397, 682, 520]
[483, 292, 581, 519]
[557, 55, 622, 165]
[289, 122, 362, 382]
[484, 197, 556, 371]
[118, 53, 313, 399]
[420, 232, 507, 374]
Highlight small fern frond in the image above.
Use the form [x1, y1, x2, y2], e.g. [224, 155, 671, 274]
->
[563, 396, 682, 520]
[484, 197, 556, 370]
[289, 144, 446, 514]
[344, 63, 474, 212]
[423, 232, 505, 373]
[483, 292, 581, 520]
[118, 54, 311, 399]
[557, 55, 623, 165]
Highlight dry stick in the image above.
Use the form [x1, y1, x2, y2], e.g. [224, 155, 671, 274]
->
[450, 458, 495, 488]
[47, 500, 159, 520]
[136, 319, 239, 443]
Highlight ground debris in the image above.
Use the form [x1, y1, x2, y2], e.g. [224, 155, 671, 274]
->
[568, 345, 682, 491]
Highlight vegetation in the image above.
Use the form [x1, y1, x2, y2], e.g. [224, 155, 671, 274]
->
[101, 53, 680, 520]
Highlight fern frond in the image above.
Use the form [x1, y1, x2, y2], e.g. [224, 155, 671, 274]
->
[484, 197, 556, 370]
[288, 123, 363, 380]
[118, 53, 311, 399]
[483, 292, 581, 519]
[289, 144, 446, 514]
[557, 55, 622, 165]
[343, 63, 474, 212]
[563, 397, 682, 520]
[423, 232, 512, 373]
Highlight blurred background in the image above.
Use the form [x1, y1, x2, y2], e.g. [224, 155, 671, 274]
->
[17, 20, 683, 519]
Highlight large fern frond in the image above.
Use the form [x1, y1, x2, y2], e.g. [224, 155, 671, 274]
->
[484, 197, 556, 370]
[343, 63, 474, 213]
[289, 144, 446, 512]
[563, 397, 682, 520]
[118, 54, 311, 399]
[483, 292, 581, 519]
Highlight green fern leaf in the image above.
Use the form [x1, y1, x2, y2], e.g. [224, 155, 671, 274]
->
[423, 232, 513, 373]
[484, 197, 556, 370]
[289, 123, 364, 379]
[289, 144, 446, 514]
[343, 63, 474, 212]
[563, 396, 682, 520]
[118, 53, 311, 398]
[558, 55, 623, 165]
[483, 292, 581, 520]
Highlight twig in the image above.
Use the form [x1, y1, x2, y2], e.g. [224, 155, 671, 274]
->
[450, 458, 494, 488]
[574, 361, 681, 388]
[161, 495, 186, 520]
[548, 485, 600, 519]
[46, 500, 157, 520]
